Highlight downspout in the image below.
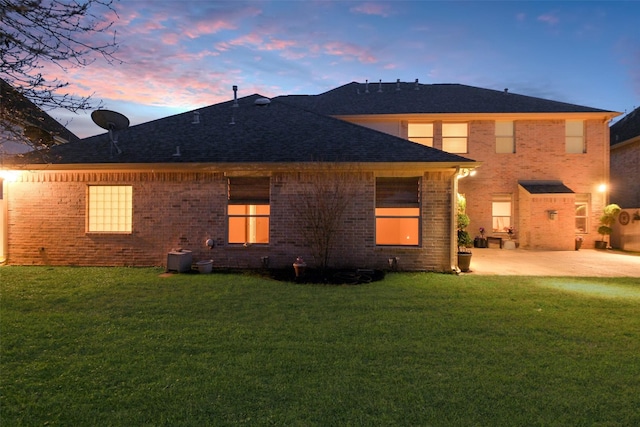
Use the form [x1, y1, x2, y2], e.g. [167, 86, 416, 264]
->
[451, 167, 460, 272]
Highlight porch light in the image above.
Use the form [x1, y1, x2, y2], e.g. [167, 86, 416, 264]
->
[598, 183, 607, 193]
[0, 170, 20, 183]
[456, 168, 477, 179]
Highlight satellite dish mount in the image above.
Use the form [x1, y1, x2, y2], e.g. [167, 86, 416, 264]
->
[91, 110, 130, 157]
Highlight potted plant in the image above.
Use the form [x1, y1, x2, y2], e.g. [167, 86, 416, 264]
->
[474, 227, 487, 248]
[457, 212, 473, 272]
[575, 236, 583, 251]
[595, 204, 621, 249]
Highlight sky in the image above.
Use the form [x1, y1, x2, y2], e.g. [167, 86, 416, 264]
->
[43, 0, 640, 139]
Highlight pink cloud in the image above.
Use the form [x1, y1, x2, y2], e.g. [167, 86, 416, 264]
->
[538, 13, 559, 25]
[350, 2, 392, 17]
[323, 41, 377, 64]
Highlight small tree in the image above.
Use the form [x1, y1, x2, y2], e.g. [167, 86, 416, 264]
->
[290, 168, 357, 275]
[457, 193, 472, 253]
[597, 203, 621, 244]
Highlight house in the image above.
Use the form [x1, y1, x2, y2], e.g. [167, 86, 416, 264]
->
[280, 80, 620, 250]
[609, 106, 640, 252]
[1, 80, 620, 270]
[1, 90, 477, 271]
[609, 106, 640, 209]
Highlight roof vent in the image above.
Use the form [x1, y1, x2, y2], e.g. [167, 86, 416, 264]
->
[254, 97, 271, 106]
[415, 78, 419, 90]
[504, 88, 509, 94]
[378, 79, 383, 92]
[365, 79, 369, 93]
[396, 79, 401, 91]
[232, 85, 239, 107]
[192, 111, 200, 124]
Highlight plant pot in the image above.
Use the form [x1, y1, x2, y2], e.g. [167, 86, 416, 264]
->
[293, 262, 307, 278]
[196, 260, 213, 274]
[474, 237, 487, 248]
[594, 240, 607, 249]
[575, 240, 582, 251]
[457, 252, 472, 272]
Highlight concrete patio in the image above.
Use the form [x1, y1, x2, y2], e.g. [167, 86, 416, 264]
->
[467, 248, 640, 277]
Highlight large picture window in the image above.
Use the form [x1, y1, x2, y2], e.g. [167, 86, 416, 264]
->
[87, 185, 132, 233]
[375, 177, 420, 246]
[228, 177, 270, 244]
[492, 194, 512, 233]
[442, 123, 468, 153]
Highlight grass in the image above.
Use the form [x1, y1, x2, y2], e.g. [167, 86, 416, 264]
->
[1, 267, 639, 426]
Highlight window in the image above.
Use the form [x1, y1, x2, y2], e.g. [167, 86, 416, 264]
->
[566, 120, 585, 153]
[496, 121, 515, 153]
[492, 194, 512, 233]
[375, 177, 420, 245]
[408, 123, 433, 147]
[442, 123, 468, 153]
[88, 186, 132, 233]
[575, 194, 589, 233]
[228, 177, 270, 244]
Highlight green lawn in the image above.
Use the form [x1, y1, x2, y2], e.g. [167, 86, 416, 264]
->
[1, 267, 639, 426]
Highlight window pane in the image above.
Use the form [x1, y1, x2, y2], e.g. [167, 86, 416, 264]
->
[492, 201, 511, 216]
[408, 123, 433, 137]
[228, 216, 270, 244]
[495, 121, 513, 136]
[442, 123, 467, 137]
[566, 120, 583, 136]
[88, 186, 132, 233]
[566, 136, 584, 153]
[442, 137, 467, 153]
[376, 217, 419, 245]
[376, 207, 420, 217]
[496, 137, 514, 153]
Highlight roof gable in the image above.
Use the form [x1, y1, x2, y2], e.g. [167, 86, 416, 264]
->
[277, 81, 615, 116]
[24, 94, 474, 165]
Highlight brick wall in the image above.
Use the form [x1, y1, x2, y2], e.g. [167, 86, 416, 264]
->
[5, 169, 455, 271]
[458, 119, 609, 249]
[610, 140, 640, 208]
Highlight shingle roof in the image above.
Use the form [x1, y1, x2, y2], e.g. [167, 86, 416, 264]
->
[23, 94, 474, 165]
[277, 81, 614, 115]
[519, 180, 574, 194]
[610, 106, 640, 146]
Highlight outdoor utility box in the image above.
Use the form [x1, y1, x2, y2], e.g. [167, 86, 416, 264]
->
[166, 250, 192, 273]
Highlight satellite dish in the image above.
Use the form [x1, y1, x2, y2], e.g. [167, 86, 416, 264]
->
[91, 109, 130, 131]
[91, 109, 129, 157]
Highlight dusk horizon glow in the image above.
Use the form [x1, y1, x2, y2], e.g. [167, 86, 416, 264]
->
[39, 1, 639, 139]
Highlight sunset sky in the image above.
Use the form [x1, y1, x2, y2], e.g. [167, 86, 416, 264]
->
[45, 0, 640, 138]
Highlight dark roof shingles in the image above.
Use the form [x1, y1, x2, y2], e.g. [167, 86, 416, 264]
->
[32, 94, 474, 165]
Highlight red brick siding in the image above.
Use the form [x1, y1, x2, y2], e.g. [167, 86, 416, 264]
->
[458, 119, 609, 249]
[6, 169, 455, 271]
[610, 140, 640, 208]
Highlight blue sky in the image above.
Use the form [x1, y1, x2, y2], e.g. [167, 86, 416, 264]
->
[47, 1, 640, 138]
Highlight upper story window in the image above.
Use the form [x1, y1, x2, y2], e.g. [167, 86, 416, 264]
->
[566, 120, 585, 153]
[408, 123, 433, 147]
[442, 123, 468, 153]
[87, 185, 133, 233]
[495, 121, 515, 153]
[375, 177, 420, 246]
[228, 177, 270, 244]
